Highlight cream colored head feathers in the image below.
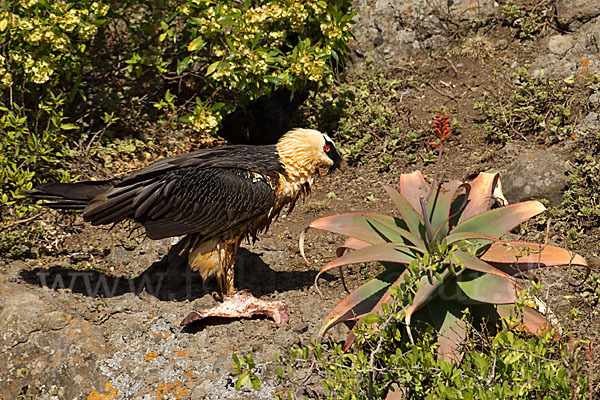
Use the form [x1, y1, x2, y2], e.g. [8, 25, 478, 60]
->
[276, 128, 335, 180]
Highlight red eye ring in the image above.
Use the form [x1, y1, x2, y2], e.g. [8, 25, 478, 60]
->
[324, 144, 331, 152]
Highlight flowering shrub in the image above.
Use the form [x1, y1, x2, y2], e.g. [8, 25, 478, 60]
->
[0, 0, 355, 219]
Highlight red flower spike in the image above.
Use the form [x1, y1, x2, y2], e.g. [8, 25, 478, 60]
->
[432, 111, 451, 142]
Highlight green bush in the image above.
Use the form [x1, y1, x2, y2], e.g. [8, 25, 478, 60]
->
[305, 70, 420, 164]
[0, 0, 355, 220]
[233, 294, 592, 399]
[0, 0, 104, 218]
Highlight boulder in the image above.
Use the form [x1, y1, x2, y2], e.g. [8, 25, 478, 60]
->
[501, 149, 567, 206]
[556, 0, 600, 30]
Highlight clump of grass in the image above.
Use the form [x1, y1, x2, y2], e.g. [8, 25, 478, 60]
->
[500, 0, 552, 39]
[549, 134, 600, 244]
[474, 69, 597, 144]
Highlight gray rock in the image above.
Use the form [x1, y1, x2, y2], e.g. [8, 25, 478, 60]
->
[349, 0, 499, 68]
[547, 35, 574, 56]
[501, 149, 567, 206]
[577, 111, 600, 133]
[0, 284, 107, 400]
[556, 0, 600, 30]
[530, 16, 600, 78]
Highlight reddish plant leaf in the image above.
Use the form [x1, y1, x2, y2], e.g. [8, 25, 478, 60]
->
[382, 184, 423, 237]
[451, 200, 546, 238]
[427, 180, 463, 241]
[496, 304, 551, 334]
[318, 269, 401, 339]
[405, 269, 452, 324]
[336, 237, 370, 258]
[399, 171, 430, 216]
[368, 215, 426, 249]
[343, 271, 410, 350]
[317, 242, 418, 279]
[308, 213, 402, 245]
[454, 251, 511, 278]
[480, 241, 588, 275]
[459, 172, 505, 223]
[426, 297, 468, 362]
[444, 231, 498, 249]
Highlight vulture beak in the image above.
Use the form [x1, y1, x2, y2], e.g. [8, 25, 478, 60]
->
[327, 142, 346, 174]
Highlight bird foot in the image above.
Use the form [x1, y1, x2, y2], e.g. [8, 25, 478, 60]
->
[180, 291, 289, 326]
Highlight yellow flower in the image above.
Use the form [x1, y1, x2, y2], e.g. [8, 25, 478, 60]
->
[0, 72, 13, 88]
[20, 0, 38, 9]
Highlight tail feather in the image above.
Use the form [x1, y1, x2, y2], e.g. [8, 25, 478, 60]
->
[23, 181, 113, 211]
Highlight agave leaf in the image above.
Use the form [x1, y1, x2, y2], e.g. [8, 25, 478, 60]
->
[317, 242, 420, 279]
[368, 215, 426, 249]
[398, 171, 430, 216]
[308, 213, 404, 245]
[495, 304, 550, 334]
[427, 180, 463, 241]
[426, 297, 468, 362]
[342, 271, 410, 351]
[318, 269, 402, 339]
[480, 241, 589, 275]
[336, 237, 370, 258]
[444, 270, 517, 305]
[382, 184, 423, 237]
[405, 269, 452, 324]
[458, 172, 505, 223]
[451, 200, 546, 238]
[454, 251, 511, 278]
[444, 231, 498, 247]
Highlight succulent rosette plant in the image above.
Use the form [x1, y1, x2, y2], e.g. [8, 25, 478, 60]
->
[303, 113, 589, 361]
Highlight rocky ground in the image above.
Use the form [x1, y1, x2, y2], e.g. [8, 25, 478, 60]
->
[2, 0, 600, 399]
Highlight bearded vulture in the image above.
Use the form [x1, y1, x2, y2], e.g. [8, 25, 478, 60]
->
[25, 128, 345, 325]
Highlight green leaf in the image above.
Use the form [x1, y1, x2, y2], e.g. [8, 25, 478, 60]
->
[446, 270, 517, 305]
[250, 373, 261, 391]
[60, 123, 79, 130]
[188, 36, 206, 52]
[362, 313, 383, 325]
[426, 297, 468, 362]
[451, 200, 546, 238]
[236, 371, 249, 391]
[206, 61, 221, 75]
[382, 184, 423, 238]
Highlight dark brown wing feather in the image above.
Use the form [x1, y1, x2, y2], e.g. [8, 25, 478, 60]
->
[25, 145, 284, 241]
[126, 167, 276, 240]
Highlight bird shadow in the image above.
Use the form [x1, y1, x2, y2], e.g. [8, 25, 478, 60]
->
[19, 246, 334, 302]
